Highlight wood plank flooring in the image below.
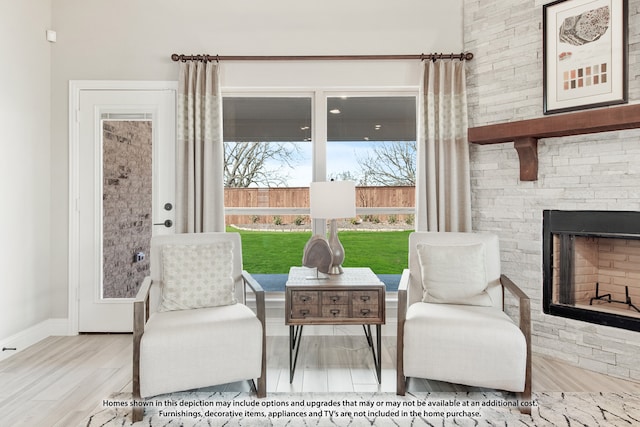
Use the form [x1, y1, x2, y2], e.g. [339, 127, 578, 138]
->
[1, 333, 640, 426]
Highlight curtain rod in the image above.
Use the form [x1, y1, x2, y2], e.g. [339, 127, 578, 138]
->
[170, 52, 473, 62]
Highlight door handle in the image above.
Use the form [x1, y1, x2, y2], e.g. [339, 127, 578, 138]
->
[154, 219, 173, 228]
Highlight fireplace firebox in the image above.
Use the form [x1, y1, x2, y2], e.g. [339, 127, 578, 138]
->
[543, 210, 640, 332]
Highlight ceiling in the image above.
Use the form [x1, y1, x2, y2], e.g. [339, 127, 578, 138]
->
[222, 96, 416, 142]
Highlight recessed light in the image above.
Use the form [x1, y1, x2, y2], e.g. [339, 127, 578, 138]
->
[374, 124, 382, 130]
[364, 137, 369, 141]
[300, 126, 310, 130]
[329, 109, 341, 114]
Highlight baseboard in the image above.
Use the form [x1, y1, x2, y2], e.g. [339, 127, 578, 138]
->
[0, 318, 70, 362]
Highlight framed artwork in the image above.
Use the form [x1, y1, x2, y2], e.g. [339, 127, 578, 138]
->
[543, 0, 628, 114]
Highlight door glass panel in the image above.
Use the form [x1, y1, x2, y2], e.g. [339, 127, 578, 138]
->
[102, 119, 152, 298]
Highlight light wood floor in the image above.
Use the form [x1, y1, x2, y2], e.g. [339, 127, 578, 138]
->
[2, 333, 640, 426]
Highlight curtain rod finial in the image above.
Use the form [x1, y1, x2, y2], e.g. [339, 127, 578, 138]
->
[171, 54, 180, 62]
[464, 52, 474, 61]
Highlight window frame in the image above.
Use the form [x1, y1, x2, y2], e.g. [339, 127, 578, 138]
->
[222, 87, 418, 236]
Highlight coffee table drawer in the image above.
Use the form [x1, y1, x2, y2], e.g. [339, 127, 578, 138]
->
[352, 304, 380, 320]
[292, 291, 319, 305]
[291, 305, 320, 319]
[321, 305, 349, 318]
[322, 291, 349, 305]
[352, 291, 379, 305]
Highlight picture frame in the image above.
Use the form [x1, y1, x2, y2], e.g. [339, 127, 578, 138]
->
[543, 0, 628, 114]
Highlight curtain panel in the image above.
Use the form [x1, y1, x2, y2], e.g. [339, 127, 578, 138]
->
[176, 61, 225, 233]
[416, 60, 472, 232]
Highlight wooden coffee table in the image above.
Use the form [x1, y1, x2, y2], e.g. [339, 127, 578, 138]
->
[285, 267, 386, 383]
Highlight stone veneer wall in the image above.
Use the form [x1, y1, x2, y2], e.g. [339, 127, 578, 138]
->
[103, 121, 152, 298]
[464, 0, 640, 381]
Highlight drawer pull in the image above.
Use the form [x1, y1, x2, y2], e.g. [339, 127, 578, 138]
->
[360, 295, 371, 302]
[330, 309, 340, 316]
[300, 296, 310, 302]
[300, 309, 309, 317]
[360, 308, 371, 316]
[330, 296, 340, 303]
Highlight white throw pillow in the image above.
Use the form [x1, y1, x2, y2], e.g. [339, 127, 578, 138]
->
[158, 242, 236, 311]
[417, 242, 492, 306]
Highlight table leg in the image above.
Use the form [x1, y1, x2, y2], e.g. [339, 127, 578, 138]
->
[362, 324, 382, 384]
[376, 324, 382, 383]
[289, 325, 303, 383]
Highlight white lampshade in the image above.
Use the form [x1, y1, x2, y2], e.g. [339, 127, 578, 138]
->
[309, 181, 356, 219]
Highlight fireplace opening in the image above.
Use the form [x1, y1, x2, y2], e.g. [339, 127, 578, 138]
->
[543, 210, 640, 332]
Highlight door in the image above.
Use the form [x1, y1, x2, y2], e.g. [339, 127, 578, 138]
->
[77, 89, 175, 332]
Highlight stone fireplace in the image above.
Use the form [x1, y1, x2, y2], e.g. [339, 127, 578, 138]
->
[543, 210, 640, 332]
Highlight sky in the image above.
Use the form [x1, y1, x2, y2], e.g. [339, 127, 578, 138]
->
[272, 141, 382, 187]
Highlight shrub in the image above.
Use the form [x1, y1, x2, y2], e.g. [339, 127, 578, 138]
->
[273, 216, 283, 226]
[294, 216, 305, 226]
[405, 214, 414, 226]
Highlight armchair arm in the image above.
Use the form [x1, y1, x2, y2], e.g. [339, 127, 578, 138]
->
[500, 274, 530, 341]
[134, 276, 153, 322]
[242, 270, 265, 294]
[396, 269, 410, 395]
[242, 270, 265, 321]
[241, 271, 266, 398]
[132, 276, 153, 422]
[397, 269, 410, 324]
[500, 274, 532, 412]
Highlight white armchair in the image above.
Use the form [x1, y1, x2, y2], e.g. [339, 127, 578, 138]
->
[132, 233, 266, 422]
[396, 232, 531, 413]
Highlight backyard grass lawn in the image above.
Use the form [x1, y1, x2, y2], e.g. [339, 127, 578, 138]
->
[227, 226, 412, 274]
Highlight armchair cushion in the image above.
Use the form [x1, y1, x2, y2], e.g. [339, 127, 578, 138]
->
[417, 242, 492, 306]
[158, 241, 236, 312]
[403, 302, 526, 392]
[139, 303, 263, 398]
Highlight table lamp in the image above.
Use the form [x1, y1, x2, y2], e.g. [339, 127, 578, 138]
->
[308, 180, 356, 274]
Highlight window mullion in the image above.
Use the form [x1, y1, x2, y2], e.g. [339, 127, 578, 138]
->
[312, 91, 327, 237]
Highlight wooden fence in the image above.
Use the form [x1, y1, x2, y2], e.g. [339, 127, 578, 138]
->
[224, 186, 415, 225]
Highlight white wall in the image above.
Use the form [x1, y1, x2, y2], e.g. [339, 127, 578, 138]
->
[465, 0, 640, 381]
[50, 0, 463, 319]
[0, 0, 52, 340]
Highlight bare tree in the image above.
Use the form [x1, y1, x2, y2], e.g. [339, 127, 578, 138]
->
[357, 141, 416, 186]
[224, 142, 300, 188]
[327, 171, 359, 182]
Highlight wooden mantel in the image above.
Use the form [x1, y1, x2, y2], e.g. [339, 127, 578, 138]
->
[467, 103, 640, 181]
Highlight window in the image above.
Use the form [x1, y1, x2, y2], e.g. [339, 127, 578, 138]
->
[326, 95, 416, 289]
[223, 96, 312, 187]
[223, 91, 417, 291]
